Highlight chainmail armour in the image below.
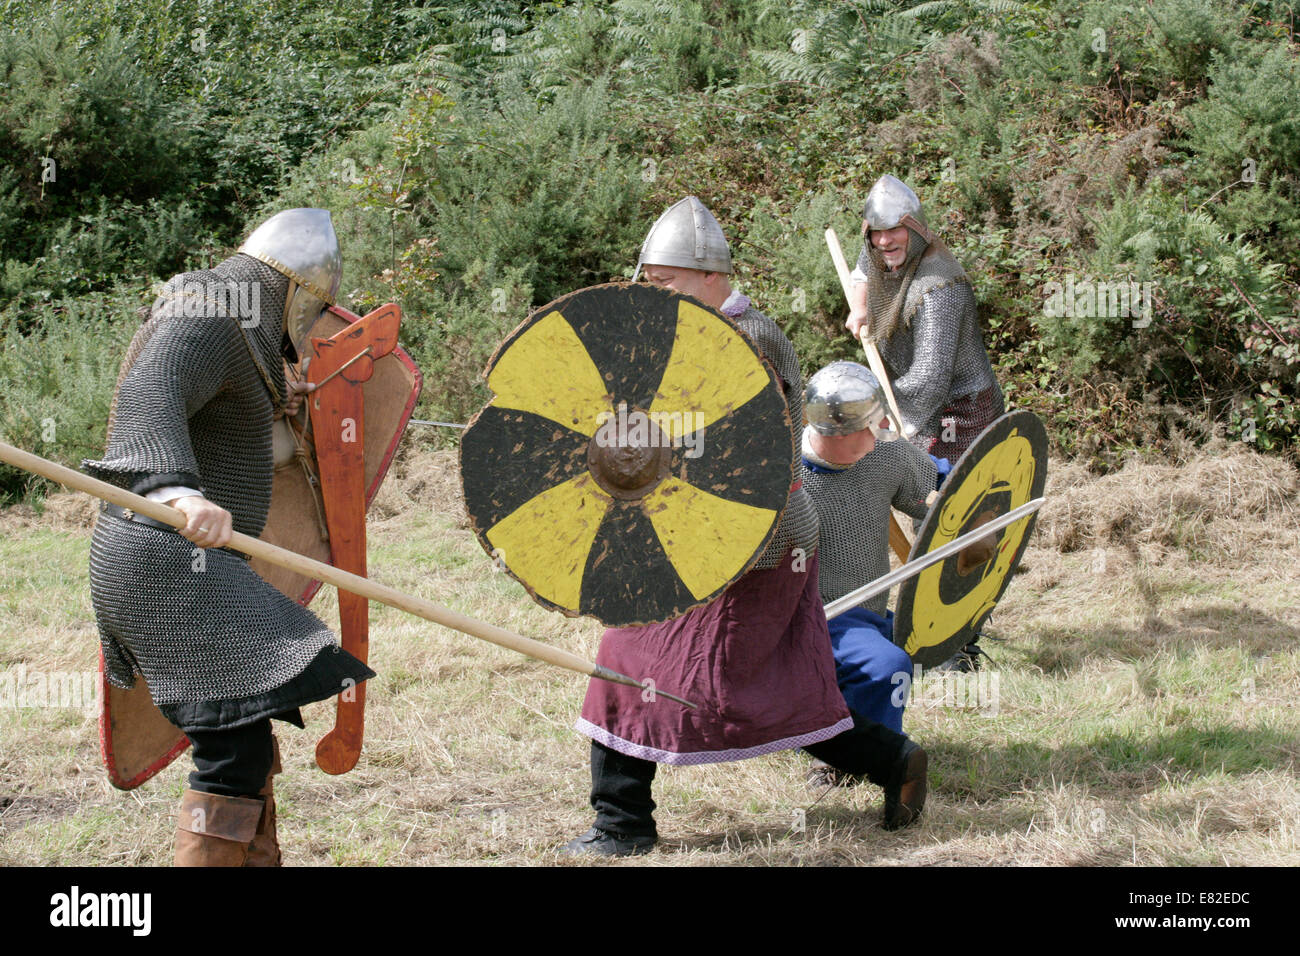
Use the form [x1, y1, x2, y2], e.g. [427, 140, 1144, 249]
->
[732, 306, 819, 569]
[85, 254, 339, 709]
[857, 239, 1003, 454]
[800, 427, 936, 616]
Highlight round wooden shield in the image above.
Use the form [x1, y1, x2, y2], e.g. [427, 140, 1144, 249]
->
[894, 409, 1048, 667]
[460, 283, 793, 627]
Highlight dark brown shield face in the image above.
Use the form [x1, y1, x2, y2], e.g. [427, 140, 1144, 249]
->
[893, 409, 1049, 668]
[460, 283, 792, 627]
[99, 304, 422, 790]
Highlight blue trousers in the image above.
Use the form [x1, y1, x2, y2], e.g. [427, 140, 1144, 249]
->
[828, 607, 912, 733]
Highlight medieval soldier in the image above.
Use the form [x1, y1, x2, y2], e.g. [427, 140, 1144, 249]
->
[83, 209, 375, 866]
[845, 175, 1003, 462]
[562, 198, 927, 857]
[800, 361, 939, 784]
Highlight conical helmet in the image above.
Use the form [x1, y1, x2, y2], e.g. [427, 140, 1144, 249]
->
[805, 361, 889, 437]
[239, 208, 341, 357]
[862, 175, 927, 232]
[633, 196, 732, 280]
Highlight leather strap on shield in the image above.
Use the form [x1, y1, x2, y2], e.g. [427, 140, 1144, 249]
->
[893, 409, 1048, 668]
[461, 283, 793, 627]
[99, 304, 421, 790]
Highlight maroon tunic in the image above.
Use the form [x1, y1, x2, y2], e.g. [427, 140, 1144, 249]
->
[576, 552, 852, 765]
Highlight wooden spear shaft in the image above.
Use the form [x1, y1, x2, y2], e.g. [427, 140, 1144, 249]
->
[0, 440, 696, 709]
[824, 228, 909, 434]
[824, 227, 915, 564]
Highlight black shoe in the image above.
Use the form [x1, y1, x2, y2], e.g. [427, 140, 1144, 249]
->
[882, 741, 927, 831]
[559, 826, 656, 858]
[933, 637, 994, 673]
[806, 757, 843, 792]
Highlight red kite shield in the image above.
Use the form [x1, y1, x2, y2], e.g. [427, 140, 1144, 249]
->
[98, 304, 422, 790]
[306, 303, 400, 775]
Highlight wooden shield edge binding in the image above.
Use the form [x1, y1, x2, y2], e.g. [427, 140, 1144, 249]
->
[98, 303, 423, 790]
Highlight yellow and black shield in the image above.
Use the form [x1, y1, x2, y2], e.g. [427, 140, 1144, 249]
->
[460, 283, 792, 627]
[894, 409, 1048, 667]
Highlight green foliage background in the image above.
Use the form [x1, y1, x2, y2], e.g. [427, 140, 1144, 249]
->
[2, 0, 1298, 501]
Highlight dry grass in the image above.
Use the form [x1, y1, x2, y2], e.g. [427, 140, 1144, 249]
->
[1035, 440, 1298, 555]
[2, 446, 1298, 866]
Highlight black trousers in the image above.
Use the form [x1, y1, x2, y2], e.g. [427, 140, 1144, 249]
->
[803, 714, 910, 787]
[187, 719, 274, 798]
[588, 712, 910, 837]
[590, 741, 659, 838]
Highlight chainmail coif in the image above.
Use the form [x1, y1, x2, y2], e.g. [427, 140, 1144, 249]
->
[84, 254, 337, 707]
[856, 238, 1002, 450]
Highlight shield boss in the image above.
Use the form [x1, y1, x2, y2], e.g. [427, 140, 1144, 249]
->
[461, 283, 793, 627]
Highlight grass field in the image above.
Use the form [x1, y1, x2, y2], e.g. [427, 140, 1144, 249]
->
[1, 446, 1297, 866]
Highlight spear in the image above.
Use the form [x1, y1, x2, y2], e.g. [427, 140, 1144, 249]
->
[823, 497, 1046, 620]
[825, 226, 915, 563]
[0, 440, 696, 709]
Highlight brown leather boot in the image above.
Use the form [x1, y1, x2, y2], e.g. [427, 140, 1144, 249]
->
[173, 789, 264, 866]
[245, 734, 283, 867]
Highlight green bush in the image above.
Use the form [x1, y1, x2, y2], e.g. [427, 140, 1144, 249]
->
[742, 191, 864, 380]
[1049, 0, 1236, 95]
[0, 289, 141, 502]
[1034, 185, 1298, 450]
[0, 17, 192, 270]
[3, 0, 1300, 501]
[1182, 41, 1300, 240]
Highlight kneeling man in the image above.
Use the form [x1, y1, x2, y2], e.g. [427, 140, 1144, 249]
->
[800, 362, 938, 778]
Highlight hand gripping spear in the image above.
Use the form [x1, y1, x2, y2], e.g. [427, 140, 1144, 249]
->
[825, 226, 915, 563]
[0, 441, 697, 710]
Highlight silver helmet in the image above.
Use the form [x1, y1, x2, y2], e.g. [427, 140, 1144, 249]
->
[806, 361, 889, 437]
[633, 196, 732, 280]
[863, 175, 927, 232]
[239, 208, 341, 357]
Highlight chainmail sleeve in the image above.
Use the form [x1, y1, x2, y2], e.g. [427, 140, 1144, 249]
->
[83, 315, 238, 497]
[889, 439, 938, 522]
[732, 306, 820, 569]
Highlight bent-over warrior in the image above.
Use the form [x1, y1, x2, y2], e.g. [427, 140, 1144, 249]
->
[84, 208, 375, 866]
[845, 175, 1003, 462]
[563, 198, 927, 857]
[800, 361, 941, 783]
